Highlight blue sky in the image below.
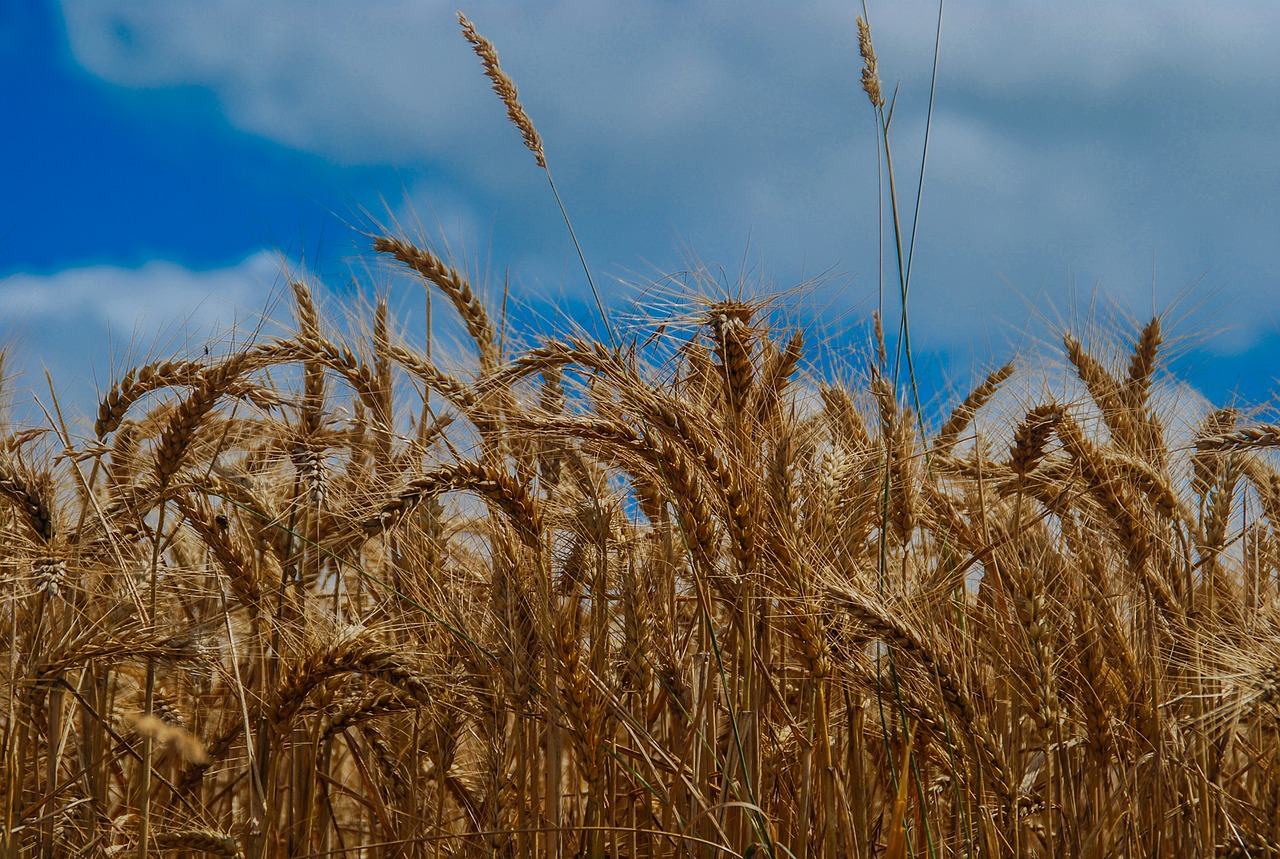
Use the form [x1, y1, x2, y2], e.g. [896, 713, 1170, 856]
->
[3, 1, 1280, 427]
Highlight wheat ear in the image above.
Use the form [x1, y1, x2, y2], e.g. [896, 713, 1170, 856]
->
[1195, 424, 1280, 452]
[1124, 316, 1162, 410]
[456, 12, 614, 348]
[828, 585, 1015, 802]
[374, 235, 499, 371]
[751, 328, 804, 426]
[457, 12, 545, 168]
[0, 456, 54, 543]
[367, 461, 542, 547]
[934, 362, 1015, 455]
[151, 830, 244, 859]
[856, 17, 885, 108]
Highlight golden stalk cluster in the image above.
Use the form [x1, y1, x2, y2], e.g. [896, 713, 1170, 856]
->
[0, 248, 1278, 857]
[1, 10, 1277, 859]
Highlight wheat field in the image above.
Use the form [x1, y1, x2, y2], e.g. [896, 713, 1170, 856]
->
[3, 11, 1279, 859]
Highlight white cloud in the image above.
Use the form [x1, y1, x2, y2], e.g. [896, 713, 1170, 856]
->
[1, 251, 281, 333]
[0, 252, 292, 422]
[57, 1, 772, 171]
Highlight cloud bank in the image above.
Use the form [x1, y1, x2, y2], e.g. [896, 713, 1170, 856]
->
[44, 2, 1280, 367]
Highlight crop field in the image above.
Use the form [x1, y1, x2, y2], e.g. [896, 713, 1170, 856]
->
[2, 9, 1279, 859]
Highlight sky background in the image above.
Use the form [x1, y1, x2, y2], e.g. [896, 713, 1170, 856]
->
[3, 0, 1280, 428]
